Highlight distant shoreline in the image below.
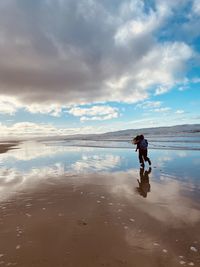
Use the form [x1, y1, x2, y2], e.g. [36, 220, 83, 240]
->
[0, 142, 19, 154]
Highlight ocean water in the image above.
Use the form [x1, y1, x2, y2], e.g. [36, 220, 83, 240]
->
[0, 140, 200, 201]
[42, 136, 200, 150]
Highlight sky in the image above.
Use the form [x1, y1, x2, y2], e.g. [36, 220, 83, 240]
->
[0, 0, 199, 138]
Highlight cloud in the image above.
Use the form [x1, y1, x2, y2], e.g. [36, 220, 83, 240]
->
[0, 0, 195, 112]
[0, 95, 64, 116]
[192, 0, 200, 16]
[164, 0, 200, 42]
[175, 110, 185, 114]
[154, 107, 171, 112]
[25, 104, 63, 117]
[155, 86, 170, 95]
[68, 105, 119, 121]
[114, 0, 172, 44]
[191, 77, 200, 83]
[0, 122, 105, 138]
[0, 96, 22, 115]
[136, 101, 162, 109]
[0, 122, 59, 138]
[136, 100, 171, 114]
[128, 112, 199, 128]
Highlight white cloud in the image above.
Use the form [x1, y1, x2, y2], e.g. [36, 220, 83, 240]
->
[136, 100, 171, 114]
[0, 96, 22, 115]
[177, 76, 200, 91]
[0, 102, 17, 115]
[191, 77, 200, 83]
[155, 86, 170, 95]
[127, 112, 200, 129]
[0, 0, 195, 111]
[26, 104, 63, 117]
[142, 42, 193, 92]
[175, 110, 185, 114]
[68, 105, 119, 121]
[0, 122, 59, 137]
[106, 42, 193, 102]
[0, 122, 105, 139]
[128, 117, 163, 128]
[136, 101, 162, 109]
[0, 95, 64, 117]
[192, 0, 200, 16]
[154, 107, 171, 112]
[115, 1, 171, 44]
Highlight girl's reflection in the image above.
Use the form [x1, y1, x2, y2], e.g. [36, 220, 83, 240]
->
[136, 167, 151, 198]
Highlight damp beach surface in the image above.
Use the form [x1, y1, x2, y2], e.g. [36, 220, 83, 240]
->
[0, 141, 200, 267]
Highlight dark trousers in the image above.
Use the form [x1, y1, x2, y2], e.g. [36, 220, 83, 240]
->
[139, 149, 151, 165]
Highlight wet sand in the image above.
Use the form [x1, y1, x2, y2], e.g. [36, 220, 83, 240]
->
[0, 173, 200, 267]
[0, 142, 200, 266]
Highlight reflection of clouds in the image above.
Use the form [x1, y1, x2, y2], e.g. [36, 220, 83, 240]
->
[0, 162, 200, 228]
[0, 168, 24, 186]
[176, 151, 188, 158]
[110, 171, 200, 226]
[0, 154, 121, 201]
[155, 150, 190, 168]
[121, 173, 200, 259]
[156, 155, 172, 168]
[0, 163, 67, 202]
[146, 178, 200, 225]
[154, 150, 190, 168]
[1, 141, 200, 229]
[70, 154, 121, 173]
[0, 141, 92, 161]
[109, 169, 138, 195]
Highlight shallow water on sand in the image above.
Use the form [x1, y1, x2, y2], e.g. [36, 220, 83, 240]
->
[0, 141, 200, 267]
[40, 136, 200, 150]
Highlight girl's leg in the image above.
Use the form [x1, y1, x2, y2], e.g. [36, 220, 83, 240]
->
[143, 150, 151, 165]
[139, 150, 144, 167]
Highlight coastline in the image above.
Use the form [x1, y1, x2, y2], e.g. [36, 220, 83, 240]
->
[0, 142, 19, 154]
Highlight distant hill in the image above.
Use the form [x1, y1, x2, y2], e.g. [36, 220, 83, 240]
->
[63, 124, 200, 141]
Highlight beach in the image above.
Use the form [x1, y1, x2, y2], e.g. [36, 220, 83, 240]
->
[0, 0, 199, 266]
[0, 142, 18, 154]
[0, 141, 200, 267]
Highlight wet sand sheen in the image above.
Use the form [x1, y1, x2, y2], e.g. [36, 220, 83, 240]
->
[0, 173, 200, 267]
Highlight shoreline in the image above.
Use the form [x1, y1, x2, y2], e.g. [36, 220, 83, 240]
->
[1, 138, 200, 151]
[0, 142, 19, 154]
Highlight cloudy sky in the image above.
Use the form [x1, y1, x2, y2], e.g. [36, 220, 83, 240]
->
[0, 0, 199, 138]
